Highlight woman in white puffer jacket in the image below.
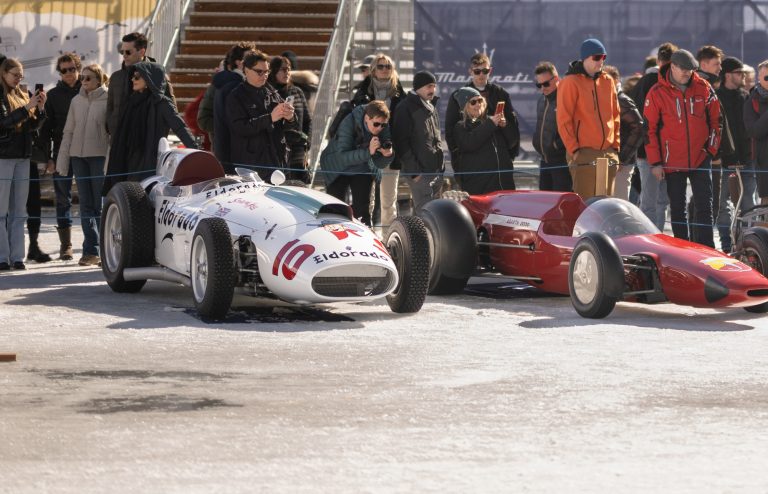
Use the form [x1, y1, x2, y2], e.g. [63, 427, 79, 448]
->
[56, 63, 109, 266]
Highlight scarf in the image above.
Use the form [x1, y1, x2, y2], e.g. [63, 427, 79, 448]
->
[756, 84, 768, 101]
[371, 77, 391, 101]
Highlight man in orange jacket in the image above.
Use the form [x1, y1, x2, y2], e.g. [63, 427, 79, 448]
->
[556, 38, 621, 199]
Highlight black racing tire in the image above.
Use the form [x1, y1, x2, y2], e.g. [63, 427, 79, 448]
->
[385, 216, 430, 313]
[418, 199, 477, 295]
[100, 182, 154, 293]
[190, 218, 237, 320]
[740, 227, 768, 313]
[568, 232, 625, 319]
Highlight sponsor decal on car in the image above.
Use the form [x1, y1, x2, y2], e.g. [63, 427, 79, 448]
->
[227, 197, 259, 210]
[312, 247, 390, 265]
[484, 213, 542, 231]
[213, 205, 231, 217]
[323, 223, 364, 240]
[273, 239, 316, 280]
[205, 182, 257, 199]
[157, 200, 200, 231]
[699, 257, 751, 272]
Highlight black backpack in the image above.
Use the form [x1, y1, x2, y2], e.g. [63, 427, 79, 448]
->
[326, 100, 355, 139]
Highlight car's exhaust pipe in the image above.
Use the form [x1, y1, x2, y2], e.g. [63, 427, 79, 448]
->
[123, 267, 191, 287]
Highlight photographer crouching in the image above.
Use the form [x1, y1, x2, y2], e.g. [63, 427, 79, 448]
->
[319, 100, 393, 226]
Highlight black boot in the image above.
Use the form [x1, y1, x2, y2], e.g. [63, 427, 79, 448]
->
[27, 225, 52, 263]
[57, 227, 73, 261]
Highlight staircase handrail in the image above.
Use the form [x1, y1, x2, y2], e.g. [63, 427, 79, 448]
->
[308, 0, 364, 184]
[144, 0, 194, 68]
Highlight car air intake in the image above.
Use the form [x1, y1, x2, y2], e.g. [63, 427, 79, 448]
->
[312, 265, 394, 297]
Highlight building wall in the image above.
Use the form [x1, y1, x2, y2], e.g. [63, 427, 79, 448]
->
[0, 1, 155, 90]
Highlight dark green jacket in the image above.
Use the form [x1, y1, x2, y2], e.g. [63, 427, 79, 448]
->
[320, 105, 393, 186]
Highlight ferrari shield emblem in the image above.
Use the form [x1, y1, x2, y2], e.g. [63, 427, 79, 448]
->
[699, 257, 750, 272]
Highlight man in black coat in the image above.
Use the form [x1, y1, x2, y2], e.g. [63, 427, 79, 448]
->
[445, 53, 520, 172]
[212, 42, 255, 171]
[226, 51, 296, 181]
[743, 61, 768, 205]
[532, 61, 570, 192]
[40, 53, 81, 260]
[392, 71, 444, 212]
[717, 57, 755, 218]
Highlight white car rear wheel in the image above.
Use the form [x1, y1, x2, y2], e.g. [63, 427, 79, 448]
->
[100, 182, 154, 293]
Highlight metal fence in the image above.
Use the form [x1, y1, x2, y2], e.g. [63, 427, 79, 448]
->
[308, 0, 365, 184]
[144, 0, 193, 67]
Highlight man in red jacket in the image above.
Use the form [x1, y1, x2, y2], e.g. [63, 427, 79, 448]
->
[644, 49, 721, 248]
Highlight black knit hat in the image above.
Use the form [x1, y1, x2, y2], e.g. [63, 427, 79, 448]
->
[721, 56, 745, 74]
[413, 70, 437, 91]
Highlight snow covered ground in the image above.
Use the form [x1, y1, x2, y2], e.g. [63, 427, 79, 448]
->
[2, 213, 768, 493]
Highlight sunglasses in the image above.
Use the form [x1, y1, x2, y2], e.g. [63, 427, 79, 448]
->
[131, 73, 143, 81]
[468, 98, 483, 106]
[591, 54, 607, 62]
[120, 49, 134, 56]
[82, 76, 95, 82]
[247, 67, 270, 76]
[535, 77, 555, 89]
[764, 75, 768, 82]
[376, 64, 392, 70]
[59, 67, 77, 74]
[371, 121, 388, 128]
[472, 68, 491, 75]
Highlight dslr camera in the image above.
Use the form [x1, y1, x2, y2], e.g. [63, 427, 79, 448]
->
[380, 140, 393, 150]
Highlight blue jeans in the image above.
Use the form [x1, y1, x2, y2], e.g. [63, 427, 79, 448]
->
[637, 158, 669, 231]
[71, 157, 106, 256]
[54, 166, 74, 229]
[0, 158, 30, 263]
[666, 168, 714, 248]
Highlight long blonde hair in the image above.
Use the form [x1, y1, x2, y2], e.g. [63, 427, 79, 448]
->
[1, 58, 32, 127]
[367, 53, 400, 99]
[82, 63, 109, 87]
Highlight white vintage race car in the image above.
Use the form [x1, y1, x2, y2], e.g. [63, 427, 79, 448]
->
[99, 140, 429, 319]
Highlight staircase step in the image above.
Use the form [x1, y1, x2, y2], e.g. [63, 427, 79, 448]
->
[169, 69, 215, 85]
[189, 12, 335, 29]
[173, 83, 210, 100]
[175, 53, 324, 71]
[195, 0, 339, 14]
[180, 40, 330, 57]
[184, 26, 332, 43]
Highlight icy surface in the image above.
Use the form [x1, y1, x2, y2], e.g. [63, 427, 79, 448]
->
[2, 218, 768, 492]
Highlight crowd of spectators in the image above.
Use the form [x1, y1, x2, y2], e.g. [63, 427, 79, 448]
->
[2, 31, 768, 271]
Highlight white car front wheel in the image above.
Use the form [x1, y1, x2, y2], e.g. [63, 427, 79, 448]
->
[190, 218, 236, 320]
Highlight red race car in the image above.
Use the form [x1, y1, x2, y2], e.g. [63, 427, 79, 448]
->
[419, 191, 768, 318]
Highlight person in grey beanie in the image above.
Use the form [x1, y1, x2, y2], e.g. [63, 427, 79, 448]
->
[392, 70, 444, 211]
